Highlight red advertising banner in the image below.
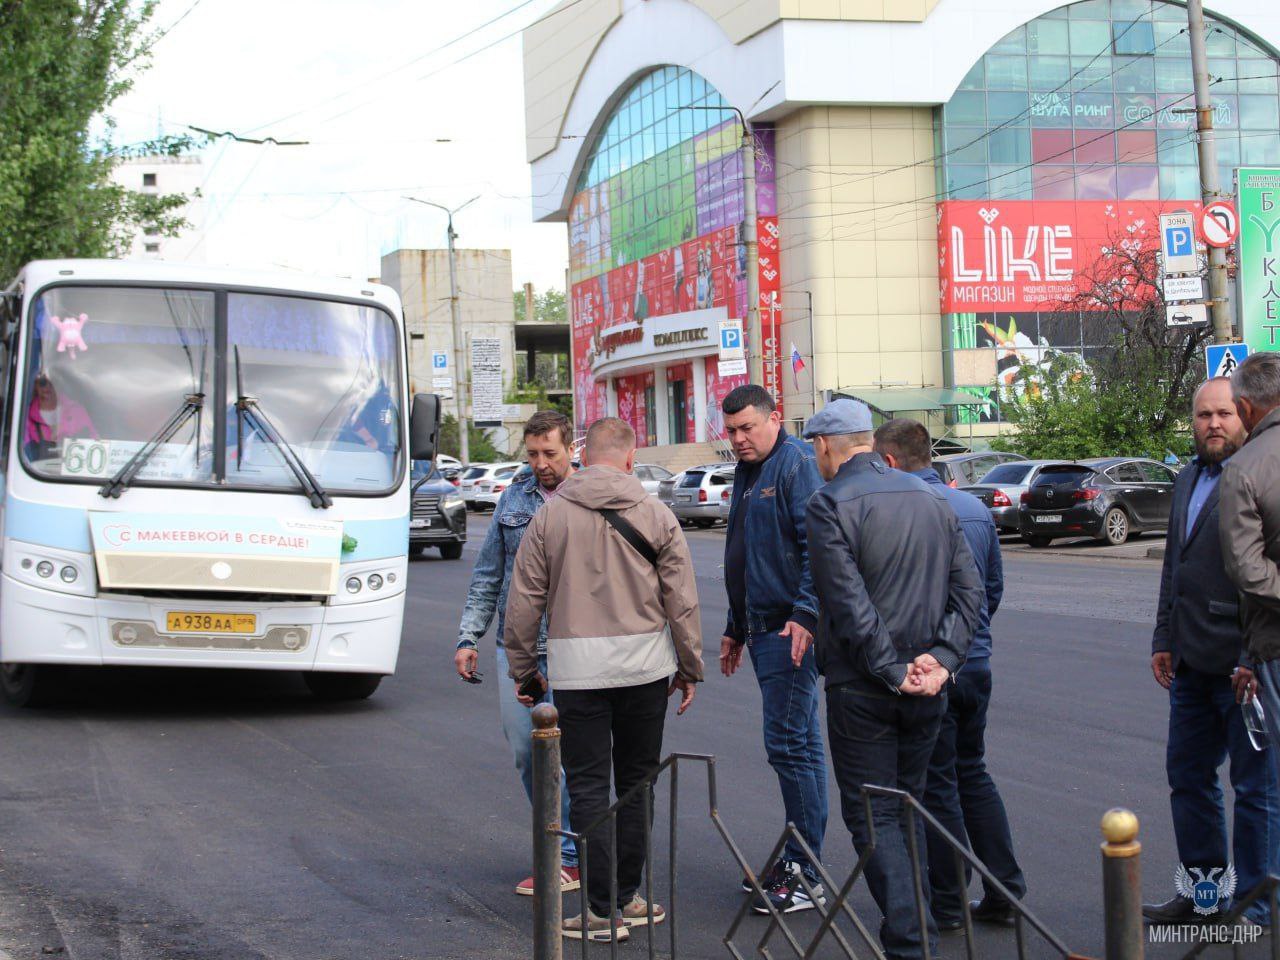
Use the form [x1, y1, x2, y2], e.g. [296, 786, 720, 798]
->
[938, 199, 1203, 313]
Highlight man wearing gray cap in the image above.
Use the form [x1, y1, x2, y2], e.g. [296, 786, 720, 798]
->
[803, 399, 983, 960]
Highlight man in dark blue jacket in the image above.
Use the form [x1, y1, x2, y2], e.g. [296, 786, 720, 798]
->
[874, 419, 1025, 932]
[806, 400, 982, 960]
[1144, 376, 1279, 926]
[719, 384, 827, 914]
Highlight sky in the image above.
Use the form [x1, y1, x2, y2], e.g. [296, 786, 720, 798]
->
[109, 0, 572, 293]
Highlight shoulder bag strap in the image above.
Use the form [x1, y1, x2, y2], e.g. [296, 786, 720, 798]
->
[597, 507, 659, 569]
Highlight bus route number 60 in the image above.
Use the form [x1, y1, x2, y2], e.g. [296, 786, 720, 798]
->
[61, 438, 111, 478]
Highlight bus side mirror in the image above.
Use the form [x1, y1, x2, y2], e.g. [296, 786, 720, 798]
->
[409, 393, 440, 461]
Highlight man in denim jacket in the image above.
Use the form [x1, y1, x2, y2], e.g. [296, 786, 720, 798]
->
[719, 384, 827, 914]
[454, 411, 579, 895]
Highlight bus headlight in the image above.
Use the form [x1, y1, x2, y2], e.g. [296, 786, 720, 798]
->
[60, 566, 78, 583]
[367, 574, 383, 591]
[345, 576, 362, 594]
[36, 561, 54, 579]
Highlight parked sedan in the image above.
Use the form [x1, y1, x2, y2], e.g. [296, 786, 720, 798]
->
[409, 462, 467, 559]
[933, 451, 1026, 488]
[667, 463, 735, 527]
[1017, 457, 1177, 547]
[962, 460, 1067, 533]
[635, 463, 674, 497]
[459, 461, 522, 510]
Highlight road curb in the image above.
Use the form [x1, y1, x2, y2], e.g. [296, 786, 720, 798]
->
[1146, 546, 1165, 560]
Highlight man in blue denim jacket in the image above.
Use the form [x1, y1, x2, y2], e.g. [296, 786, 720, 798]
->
[718, 384, 827, 915]
[454, 411, 579, 896]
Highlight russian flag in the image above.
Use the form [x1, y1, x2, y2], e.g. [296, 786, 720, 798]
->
[790, 342, 806, 389]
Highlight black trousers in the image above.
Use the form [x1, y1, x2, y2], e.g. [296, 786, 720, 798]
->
[827, 684, 946, 960]
[923, 662, 1025, 923]
[557, 678, 669, 916]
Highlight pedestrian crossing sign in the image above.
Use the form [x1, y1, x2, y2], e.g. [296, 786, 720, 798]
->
[1206, 343, 1250, 379]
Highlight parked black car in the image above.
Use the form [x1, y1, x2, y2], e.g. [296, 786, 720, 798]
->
[410, 461, 467, 559]
[1017, 457, 1176, 547]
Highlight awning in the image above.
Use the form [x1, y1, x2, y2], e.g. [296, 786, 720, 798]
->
[833, 387, 982, 417]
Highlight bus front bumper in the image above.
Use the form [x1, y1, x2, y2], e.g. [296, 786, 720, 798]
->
[0, 573, 404, 674]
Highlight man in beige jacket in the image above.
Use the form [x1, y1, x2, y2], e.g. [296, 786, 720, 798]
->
[506, 416, 703, 943]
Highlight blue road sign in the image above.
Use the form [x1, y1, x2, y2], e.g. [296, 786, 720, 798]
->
[1165, 223, 1194, 258]
[1206, 342, 1250, 379]
[432, 351, 448, 370]
[720, 326, 742, 351]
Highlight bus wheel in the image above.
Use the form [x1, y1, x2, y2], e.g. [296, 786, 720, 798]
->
[0, 664, 63, 708]
[303, 672, 383, 701]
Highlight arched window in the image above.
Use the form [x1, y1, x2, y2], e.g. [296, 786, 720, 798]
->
[939, 0, 1280, 202]
[569, 66, 737, 283]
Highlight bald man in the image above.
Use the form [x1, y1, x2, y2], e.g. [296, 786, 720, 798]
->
[505, 417, 703, 942]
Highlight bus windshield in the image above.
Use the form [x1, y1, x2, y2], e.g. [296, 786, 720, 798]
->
[22, 285, 403, 496]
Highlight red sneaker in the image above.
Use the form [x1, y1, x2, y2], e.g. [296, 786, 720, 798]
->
[515, 866, 581, 896]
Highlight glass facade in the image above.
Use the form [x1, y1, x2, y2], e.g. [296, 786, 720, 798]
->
[942, 0, 1280, 204]
[567, 66, 781, 444]
[939, 0, 1280, 423]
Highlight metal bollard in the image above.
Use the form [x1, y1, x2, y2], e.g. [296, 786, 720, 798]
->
[532, 703, 563, 960]
[1101, 808, 1143, 960]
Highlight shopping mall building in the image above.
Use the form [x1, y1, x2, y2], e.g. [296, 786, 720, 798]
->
[522, 0, 1280, 450]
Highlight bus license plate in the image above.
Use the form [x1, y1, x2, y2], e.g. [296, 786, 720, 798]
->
[165, 612, 257, 634]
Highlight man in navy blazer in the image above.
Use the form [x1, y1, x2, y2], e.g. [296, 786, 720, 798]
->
[1144, 377, 1280, 927]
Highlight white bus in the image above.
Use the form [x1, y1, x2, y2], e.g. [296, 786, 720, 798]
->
[0, 260, 439, 706]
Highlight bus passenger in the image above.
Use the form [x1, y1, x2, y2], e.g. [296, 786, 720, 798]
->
[24, 374, 96, 461]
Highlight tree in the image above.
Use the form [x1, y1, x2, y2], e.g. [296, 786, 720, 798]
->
[0, 0, 192, 280]
[994, 216, 1206, 461]
[512, 287, 566, 325]
[437, 413, 501, 463]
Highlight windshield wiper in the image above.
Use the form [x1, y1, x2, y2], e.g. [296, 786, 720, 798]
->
[234, 347, 332, 509]
[99, 393, 205, 499]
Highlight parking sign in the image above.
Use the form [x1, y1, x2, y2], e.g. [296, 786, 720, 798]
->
[718, 320, 747, 377]
[1160, 212, 1199, 274]
[432, 351, 448, 371]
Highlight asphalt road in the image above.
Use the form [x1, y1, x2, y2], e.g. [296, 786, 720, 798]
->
[0, 515, 1263, 959]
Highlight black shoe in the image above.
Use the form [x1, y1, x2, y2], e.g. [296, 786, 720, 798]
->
[937, 916, 965, 934]
[1142, 896, 1202, 925]
[970, 898, 1018, 927]
[751, 860, 826, 915]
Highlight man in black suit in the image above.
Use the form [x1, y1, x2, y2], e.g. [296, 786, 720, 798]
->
[1144, 377, 1280, 926]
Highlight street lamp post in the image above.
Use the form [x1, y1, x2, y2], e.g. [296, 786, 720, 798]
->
[404, 195, 480, 463]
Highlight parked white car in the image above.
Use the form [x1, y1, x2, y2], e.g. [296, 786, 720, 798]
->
[459, 461, 522, 510]
[634, 463, 674, 498]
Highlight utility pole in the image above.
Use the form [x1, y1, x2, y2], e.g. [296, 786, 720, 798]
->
[1187, 0, 1235, 343]
[742, 127, 763, 389]
[683, 105, 763, 389]
[405, 195, 480, 462]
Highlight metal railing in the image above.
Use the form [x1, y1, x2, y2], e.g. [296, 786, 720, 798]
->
[529, 704, 1101, 960]
[1175, 875, 1280, 960]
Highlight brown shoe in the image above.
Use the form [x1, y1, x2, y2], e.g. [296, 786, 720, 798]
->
[563, 910, 629, 942]
[622, 894, 667, 927]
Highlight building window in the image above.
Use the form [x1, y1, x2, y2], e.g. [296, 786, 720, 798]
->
[144, 243, 160, 254]
[142, 173, 157, 187]
[939, 0, 1279, 205]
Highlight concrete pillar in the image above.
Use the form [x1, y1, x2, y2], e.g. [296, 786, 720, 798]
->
[606, 377, 618, 418]
[653, 364, 670, 446]
[692, 356, 708, 442]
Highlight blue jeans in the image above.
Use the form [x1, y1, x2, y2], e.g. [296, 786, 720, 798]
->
[827, 684, 945, 960]
[495, 645, 578, 867]
[923, 662, 1025, 922]
[1168, 664, 1279, 923]
[748, 630, 827, 879]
